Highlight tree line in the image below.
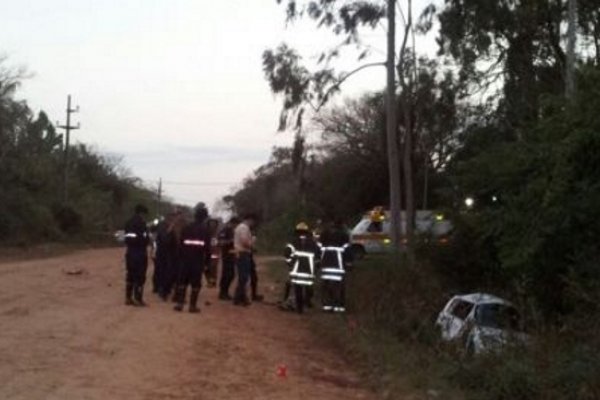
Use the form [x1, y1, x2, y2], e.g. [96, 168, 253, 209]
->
[225, 0, 600, 320]
[0, 62, 164, 245]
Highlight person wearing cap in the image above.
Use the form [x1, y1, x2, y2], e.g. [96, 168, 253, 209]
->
[173, 203, 211, 313]
[217, 216, 239, 300]
[283, 222, 321, 314]
[319, 218, 352, 313]
[124, 204, 150, 306]
[233, 213, 257, 306]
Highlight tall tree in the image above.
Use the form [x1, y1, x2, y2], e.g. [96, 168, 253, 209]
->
[265, 0, 421, 252]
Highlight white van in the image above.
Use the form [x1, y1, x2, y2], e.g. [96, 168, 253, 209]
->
[350, 208, 452, 258]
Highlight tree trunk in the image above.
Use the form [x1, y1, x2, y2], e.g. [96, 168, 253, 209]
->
[403, 90, 415, 265]
[397, 0, 416, 265]
[422, 156, 429, 210]
[566, 0, 577, 100]
[386, 0, 402, 249]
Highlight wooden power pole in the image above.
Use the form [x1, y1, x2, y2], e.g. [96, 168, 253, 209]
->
[57, 95, 80, 204]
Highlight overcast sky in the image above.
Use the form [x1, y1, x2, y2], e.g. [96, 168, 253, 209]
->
[1, 0, 435, 212]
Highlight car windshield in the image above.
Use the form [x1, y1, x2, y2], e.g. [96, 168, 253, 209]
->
[475, 303, 522, 330]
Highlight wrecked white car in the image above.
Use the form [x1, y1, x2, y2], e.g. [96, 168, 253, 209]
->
[435, 293, 529, 354]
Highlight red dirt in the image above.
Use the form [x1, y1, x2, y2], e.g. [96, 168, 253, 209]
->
[0, 248, 375, 400]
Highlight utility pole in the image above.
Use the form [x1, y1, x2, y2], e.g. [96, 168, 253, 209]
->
[566, 0, 577, 100]
[386, 0, 403, 250]
[57, 95, 80, 204]
[157, 178, 163, 217]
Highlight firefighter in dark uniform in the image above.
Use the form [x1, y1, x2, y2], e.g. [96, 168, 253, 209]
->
[153, 212, 174, 300]
[283, 222, 321, 314]
[165, 209, 185, 302]
[124, 204, 150, 306]
[173, 203, 211, 313]
[218, 217, 239, 300]
[319, 219, 353, 312]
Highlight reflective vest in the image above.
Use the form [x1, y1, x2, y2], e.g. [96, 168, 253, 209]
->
[319, 244, 349, 282]
[286, 244, 316, 286]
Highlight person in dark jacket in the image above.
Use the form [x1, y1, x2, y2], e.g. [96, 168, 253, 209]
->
[218, 217, 239, 300]
[124, 204, 150, 306]
[319, 219, 353, 313]
[152, 212, 176, 300]
[173, 203, 211, 313]
[165, 209, 185, 302]
[283, 222, 321, 314]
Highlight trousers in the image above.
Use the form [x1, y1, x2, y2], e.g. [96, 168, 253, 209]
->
[234, 252, 252, 303]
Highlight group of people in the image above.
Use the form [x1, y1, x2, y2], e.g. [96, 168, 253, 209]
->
[123, 203, 262, 313]
[123, 202, 353, 316]
[281, 219, 353, 314]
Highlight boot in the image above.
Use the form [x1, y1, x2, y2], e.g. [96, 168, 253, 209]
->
[218, 291, 232, 301]
[134, 285, 147, 307]
[173, 285, 186, 312]
[189, 288, 200, 313]
[125, 283, 135, 306]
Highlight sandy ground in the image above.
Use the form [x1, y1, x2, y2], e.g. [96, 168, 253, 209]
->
[0, 248, 375, 400]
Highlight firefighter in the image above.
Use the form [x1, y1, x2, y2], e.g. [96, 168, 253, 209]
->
[173, 203, 211, 313]
[153, 212, 175, 300]
[165, 208, 185, 302]
[319, 218, 353, 313]
[284, 222, 321, 314]
[217, 216, 239, 300]
[233, 213, 257, 306]
[124, 204, 150, 306]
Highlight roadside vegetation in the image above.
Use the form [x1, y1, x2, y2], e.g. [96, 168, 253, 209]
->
[0, 62, 168, 247]
[239, 1, 600, 398]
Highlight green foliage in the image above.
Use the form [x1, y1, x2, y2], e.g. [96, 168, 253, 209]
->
[438, 67, 600, 318]
[0, 61, 160, 245]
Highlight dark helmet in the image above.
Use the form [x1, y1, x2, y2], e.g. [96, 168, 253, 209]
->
[135, 204, 149, 214]
[194, 202, 208, 222]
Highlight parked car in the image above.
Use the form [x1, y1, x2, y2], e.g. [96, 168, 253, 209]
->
[435, 293, 529, 354]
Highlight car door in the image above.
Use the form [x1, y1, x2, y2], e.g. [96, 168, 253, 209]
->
[438, 298, 475, 340]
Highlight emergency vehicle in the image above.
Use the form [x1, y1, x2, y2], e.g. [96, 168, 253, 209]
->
[350, 207, 452, 258]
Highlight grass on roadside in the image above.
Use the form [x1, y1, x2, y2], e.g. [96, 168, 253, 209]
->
[263, 255, 600, 400]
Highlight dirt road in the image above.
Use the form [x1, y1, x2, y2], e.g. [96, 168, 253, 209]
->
[0, 248, 374, 400]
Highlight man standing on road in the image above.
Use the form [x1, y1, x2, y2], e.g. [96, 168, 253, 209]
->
[124, 204, 150, 306]
[233, 213, 256, 306]
[319, 219, 352, 313]
[250, 230, 264, 303]
[173, 203, 212, 313]
[284, 222, 321, 314]
[218, 217, 239, 300]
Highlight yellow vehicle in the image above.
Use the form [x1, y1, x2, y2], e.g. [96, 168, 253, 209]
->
[350, 207, 452, 258]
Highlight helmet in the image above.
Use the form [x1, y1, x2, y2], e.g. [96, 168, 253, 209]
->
[193, 202, 208, 222]
[295, 222, 309, 231]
